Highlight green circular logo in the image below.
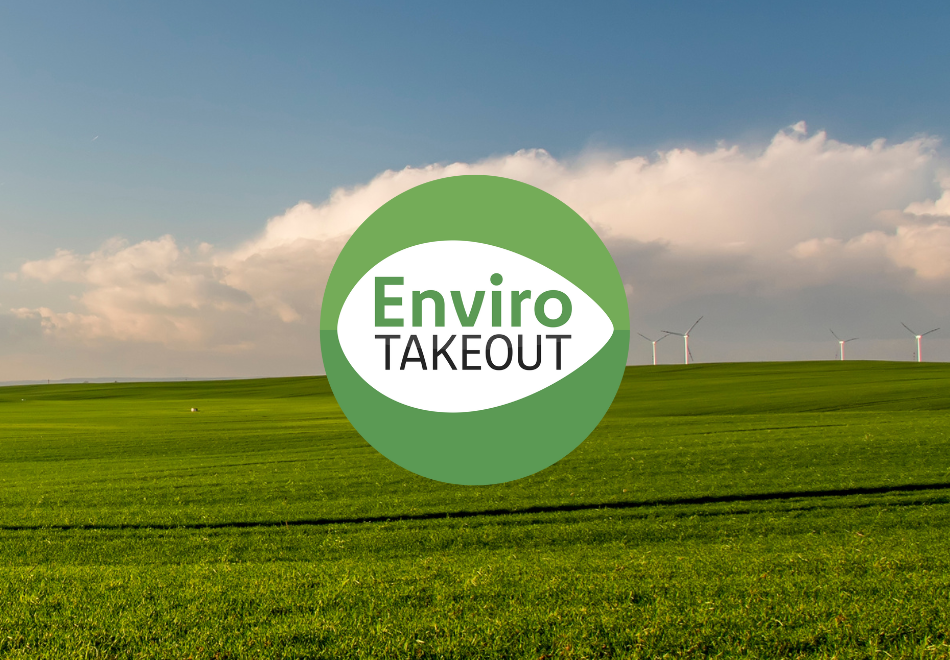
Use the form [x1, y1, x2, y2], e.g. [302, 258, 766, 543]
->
[321, 176, 629, 485]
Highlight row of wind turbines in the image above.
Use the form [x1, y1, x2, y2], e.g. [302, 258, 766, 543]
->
[638, 318, 940, 364]
[638, 316, 704, 365]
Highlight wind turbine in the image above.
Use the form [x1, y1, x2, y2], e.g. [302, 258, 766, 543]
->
[663, 317, 702, 365]
[901, 322, 939, 362]
[637, 332, 668, 365]
[830, 329, 857, 360]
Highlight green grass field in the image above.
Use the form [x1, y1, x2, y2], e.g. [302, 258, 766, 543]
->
[1, 361, 949, 658]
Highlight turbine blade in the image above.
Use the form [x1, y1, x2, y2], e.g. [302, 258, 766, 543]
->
[655, 333, 668, 343]
[830, 329, 841, 340]
[901, 322, 916, 335]
[636, 332, 653, 342]
[846, 338, 858, 342]
[923, 328, 940, 336]
[661, 330, 684, 336]
[687, 316, 703, 334]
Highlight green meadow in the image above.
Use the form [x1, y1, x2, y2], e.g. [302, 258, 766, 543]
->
[0, 361, 948, 658]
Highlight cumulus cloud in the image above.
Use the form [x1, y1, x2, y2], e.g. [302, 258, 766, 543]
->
[15, 236, 252, 345]
[11, 122, 950, 370]
[790, 221, 950, 282]
[904, 177, 950, 217]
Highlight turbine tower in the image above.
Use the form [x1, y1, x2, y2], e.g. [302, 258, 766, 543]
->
[901, 322, 939, 362]
[663, 317, 703, 365]
[830, 329, 857, 360]
[637, 332, 667, 365]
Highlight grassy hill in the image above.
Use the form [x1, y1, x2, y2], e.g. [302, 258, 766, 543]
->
[0, 362, 948, 658]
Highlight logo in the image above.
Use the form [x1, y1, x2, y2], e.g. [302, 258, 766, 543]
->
[321, 176, 629, 484]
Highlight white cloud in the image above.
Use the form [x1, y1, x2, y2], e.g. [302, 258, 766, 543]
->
[11, 122, 950, 370]
[16, 236, 252, 345]
[791, 220, 950, 281]
[904, 176, 950, 216]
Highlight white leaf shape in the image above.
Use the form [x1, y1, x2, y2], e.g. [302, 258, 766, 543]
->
[337, 240, 614, 413]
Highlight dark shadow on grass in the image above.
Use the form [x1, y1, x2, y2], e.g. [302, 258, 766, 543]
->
[2, 482, 950, 533]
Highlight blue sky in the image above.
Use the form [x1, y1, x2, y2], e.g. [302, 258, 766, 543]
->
[3, 1, 948, 253]
[3, 2, 950, 378]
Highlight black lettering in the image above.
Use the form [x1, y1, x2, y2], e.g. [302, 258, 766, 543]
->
[546, 335, 571, 370]
[462, 335, 482, 370]
[486, 334, 513, 370]
[375, 335, 400, 370]
[432, 335, 457, 370]
[518, 334, 542, 370]
[400, 335, 427, 370]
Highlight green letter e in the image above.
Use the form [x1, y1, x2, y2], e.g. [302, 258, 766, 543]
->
[375, 277, 404, 327]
